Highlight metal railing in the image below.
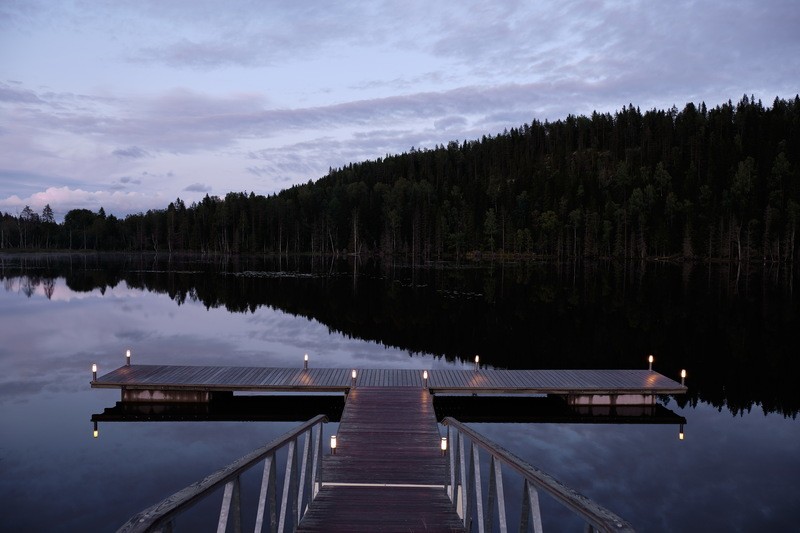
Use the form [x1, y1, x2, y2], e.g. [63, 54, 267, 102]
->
[442, 418, 635, 533]
[117, 415, 328, 533]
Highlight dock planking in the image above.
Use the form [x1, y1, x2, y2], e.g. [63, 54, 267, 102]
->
[92, 364, 687, 397]
[298, 387, 464, 532]
[320, 387, 445, 485]
[297, 486, 463, 532]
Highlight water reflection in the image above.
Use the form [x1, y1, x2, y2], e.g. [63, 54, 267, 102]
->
[91, 394, 686, 430]
[93, 395, 347, 423]
[469, 402, 800, 532]
[2, 253, 798, 417]
[89, 392, 688, 530]
[1, 253, 798, 531]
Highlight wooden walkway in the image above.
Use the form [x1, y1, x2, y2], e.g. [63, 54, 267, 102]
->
[297, 387, 464, 532]
[91, 364, 686, 396]
[97, 365, 678, 530]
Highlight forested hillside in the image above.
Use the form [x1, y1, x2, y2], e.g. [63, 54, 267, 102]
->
[3, 95, 799, 262]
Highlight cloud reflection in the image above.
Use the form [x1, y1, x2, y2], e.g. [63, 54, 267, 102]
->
[468, 403, 800, 532]
[1, 269, 799, 531]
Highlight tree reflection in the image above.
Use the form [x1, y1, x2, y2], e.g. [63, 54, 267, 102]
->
[1, 253, 798, 417]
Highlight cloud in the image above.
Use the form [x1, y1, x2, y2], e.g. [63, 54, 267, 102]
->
[245, 166, 270, 178]
[183, 183, 211, 193]
[135, 38, 262, 69]
[123, 3, 368, 70]
[0, 83, 44, 104]
[112, 146, 149, 158]
[434, 116, 468, 131]
[1, 0, 798, 218]
[0, 186, 164, 219]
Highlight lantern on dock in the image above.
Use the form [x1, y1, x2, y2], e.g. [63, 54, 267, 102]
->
[92, 363, 97, 381]
[423, 370, 428, 388]
[351, 369, 357, 387]
[648, 355, 654, 371]
[681, 369, 687, 386]
[330, 435, 337, 454]
[474, 355, 480, 371]
[126, 349, 131, 366]
[304, 353, 309, 370]
[440, 437, 447, 455]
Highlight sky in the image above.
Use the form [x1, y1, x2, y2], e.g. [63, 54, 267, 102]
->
[1, 0, 798, 220]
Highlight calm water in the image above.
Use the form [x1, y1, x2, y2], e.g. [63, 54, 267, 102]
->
[0, 253, 798, 532]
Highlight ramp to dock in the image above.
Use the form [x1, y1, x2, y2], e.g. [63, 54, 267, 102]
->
[297, 387, 463, 532]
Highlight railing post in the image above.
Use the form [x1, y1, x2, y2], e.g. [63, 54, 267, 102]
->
[485, 455, 507, 533]
[485, 454, 496, 533]
[297, 428, 313, 519]
[519, 479, 543, 533]
[458, 432, 469, 526]
[254, 453, 277, 533]
[278, 439, 298, 532]
[311, 422, 323, 499]
[217, 475, 241, 533]
[448, 425, 457, 504]
[470, 442, 485, 533]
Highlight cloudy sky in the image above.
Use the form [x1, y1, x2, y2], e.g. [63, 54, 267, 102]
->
[1, 0, 798, 219]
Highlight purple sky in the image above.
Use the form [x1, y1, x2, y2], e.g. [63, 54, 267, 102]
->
[1, 0, 798, 219]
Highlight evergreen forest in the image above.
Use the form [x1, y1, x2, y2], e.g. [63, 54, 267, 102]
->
[3, 95, 799, 263]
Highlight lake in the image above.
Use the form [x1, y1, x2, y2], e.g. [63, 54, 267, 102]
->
[0, 253, 797, 532]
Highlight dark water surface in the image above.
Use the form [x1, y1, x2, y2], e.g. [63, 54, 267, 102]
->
[0, 253, 797, 532]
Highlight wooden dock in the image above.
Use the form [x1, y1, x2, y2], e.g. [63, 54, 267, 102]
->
[103, 365, 667, 531]
[297, 387, 464, 531]
[91, 364, 686, 405]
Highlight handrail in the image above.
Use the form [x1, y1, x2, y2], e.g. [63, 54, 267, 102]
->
[117, 414, 328, 533]
[442, 417, 634, 533]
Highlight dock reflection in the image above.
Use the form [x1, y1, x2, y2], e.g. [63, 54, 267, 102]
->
[91, 394, 347, 423]
[433, 394, 687, 425]
[92, 393, 686, 427]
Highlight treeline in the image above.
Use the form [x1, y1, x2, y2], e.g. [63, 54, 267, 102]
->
[2, 95, 799, 262]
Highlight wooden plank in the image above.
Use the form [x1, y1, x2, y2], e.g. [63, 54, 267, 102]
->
[240, 367, 261, 385]
[92, 364, 687, 395]
[321, 387, 445, 485]
[320, 368, 337, 387]
[297, 486, 464, 532]
[301, 386, 463, 530]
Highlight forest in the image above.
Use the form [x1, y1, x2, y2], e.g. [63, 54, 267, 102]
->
[2, 95, 799, 263]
